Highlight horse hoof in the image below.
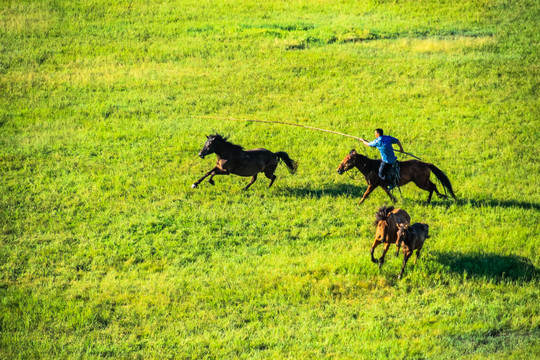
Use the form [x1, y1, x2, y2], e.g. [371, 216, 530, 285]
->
[208, 180, 215, 186]
[191, 184, 198, 189]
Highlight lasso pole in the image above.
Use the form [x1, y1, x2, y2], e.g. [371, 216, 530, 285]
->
[193, 115, 421, 160]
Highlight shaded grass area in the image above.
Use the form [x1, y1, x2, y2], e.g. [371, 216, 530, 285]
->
[433, 252, 540, 283]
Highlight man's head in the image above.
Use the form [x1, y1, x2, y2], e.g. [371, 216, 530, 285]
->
[375, 128, 384, 138]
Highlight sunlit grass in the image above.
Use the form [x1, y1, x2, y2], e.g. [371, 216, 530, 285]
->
[1, 0, 539, 358]
[364, 36, 498, 54]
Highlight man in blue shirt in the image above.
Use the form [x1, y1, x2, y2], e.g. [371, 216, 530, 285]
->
[359, 128, 404, 187]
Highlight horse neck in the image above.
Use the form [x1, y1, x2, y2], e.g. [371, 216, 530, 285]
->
[354, 155, 377, 176]
[214, 141, 243, 159]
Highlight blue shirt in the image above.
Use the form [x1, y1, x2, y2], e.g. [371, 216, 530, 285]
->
[368, 135, 399, 163]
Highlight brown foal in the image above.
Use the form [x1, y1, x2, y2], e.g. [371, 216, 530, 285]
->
[396, 223, 430, 279]
[370, 205, 411, 269]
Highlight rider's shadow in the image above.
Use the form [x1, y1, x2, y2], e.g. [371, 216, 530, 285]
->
[280, 183, 367, 199]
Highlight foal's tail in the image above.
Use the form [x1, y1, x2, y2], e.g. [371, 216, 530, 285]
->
[428, 164, 457, 200]
[275, 151, 298, 174]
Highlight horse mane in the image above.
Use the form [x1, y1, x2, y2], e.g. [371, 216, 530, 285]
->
[373, 205, 395, 226]
[351, 152, 380, 171]
[211, 133, 244, 152]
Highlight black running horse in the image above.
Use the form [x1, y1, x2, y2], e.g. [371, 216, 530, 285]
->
[192, 134, 297, 190]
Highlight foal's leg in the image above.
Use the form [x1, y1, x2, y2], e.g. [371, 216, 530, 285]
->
[192, 167, 219, 188]
[398, 251, 412, 279]
[414, 249, 421, 265]
[378, 242, 392, 269]
[243, 174, 258, 190]
[369, 239, 382, 264]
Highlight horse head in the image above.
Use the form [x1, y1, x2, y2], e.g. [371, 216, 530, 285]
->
[198, 134, 226, 159]
[337, 149, 371, 175]
[396, 224, 409, 245]
[337, 149, 359, 174]
[419, 223, 430, 239]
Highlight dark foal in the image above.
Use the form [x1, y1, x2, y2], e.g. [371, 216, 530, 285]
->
[192, 134, 297, 190]
[337, 150, 456, 204]
[370, 205, 411, 269]
[396, 223, 430, 279]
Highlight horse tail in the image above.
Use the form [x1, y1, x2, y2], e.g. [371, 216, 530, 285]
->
[428, 164, 457, 200]
[275, 151, 298, 174]
[373, 205, 395, 226]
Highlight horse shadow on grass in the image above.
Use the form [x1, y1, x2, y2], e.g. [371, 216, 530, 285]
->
[425, 198, 540, 211]
[279, 182, 540, 212]
[456, 198, 540, 211]
[431, 251, 539, 283]
[279, 183, 367, 199]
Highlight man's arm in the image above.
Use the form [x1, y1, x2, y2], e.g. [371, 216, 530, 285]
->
[395, 140, 404, 153]
[358, 138, 371, 147]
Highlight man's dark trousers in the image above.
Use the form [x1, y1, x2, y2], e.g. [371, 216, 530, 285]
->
[378, 161, 393, 182]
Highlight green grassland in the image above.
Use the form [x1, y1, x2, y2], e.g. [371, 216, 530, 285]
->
[1, 0, 539, 358]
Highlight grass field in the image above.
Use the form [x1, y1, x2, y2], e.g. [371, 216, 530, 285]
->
[1, 0, 539, 358]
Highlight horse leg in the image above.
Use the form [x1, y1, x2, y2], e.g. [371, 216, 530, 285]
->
[243, 174, 258, 190]
[395, 229, 404, 257]
[414, 178, 445, 203]
[359, 185, 377, 204]
[398, 251, 412, 279]
[382, 185, 397, 202]
[414, 249, 421, 265]
[207, 169, 230, 185]
[370, 239, 381, 264]
[192, 167, 219, 188]
[264, 167, 278, 188]
[428, 181, 448, 202]
[378, 242, 391, 269]
[267, 174, 277, 188]
[433, 183, 448, 199]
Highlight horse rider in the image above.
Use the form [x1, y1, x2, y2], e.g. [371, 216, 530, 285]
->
[358, 128, 404, 189]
